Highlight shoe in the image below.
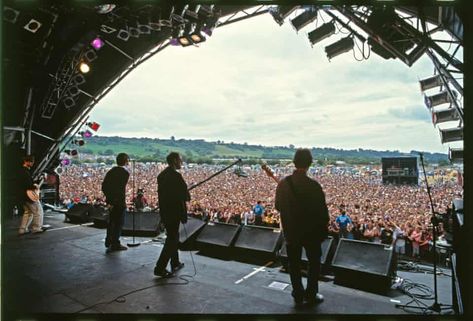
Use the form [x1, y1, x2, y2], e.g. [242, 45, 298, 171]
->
[105, 239, 111, 248]
[154, 268, 174, 278]
[305, 293, 324, 305]
[18, 231, 31, 236]
[108, 244, 127, 251]
[32, 228, 46, 234]
[171, 262, 184, 273]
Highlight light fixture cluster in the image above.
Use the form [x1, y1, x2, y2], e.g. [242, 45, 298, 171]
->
[419, 73, 463, 162]
[170, 5, 218, 47]
[61, 121, 101, 164]
[270, 5, 354, 61]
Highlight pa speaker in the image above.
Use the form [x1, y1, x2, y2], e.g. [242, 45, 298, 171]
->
[89, 205, 109, 228]
[331, 239, 395, 293]
[122, 212, 160, 236]
[179, 216, 207, 244]
[196, 222, 241, 248]
[279, 237, 334, 265]
[65, 203, 93, 223]
[234, 225, 282, 255]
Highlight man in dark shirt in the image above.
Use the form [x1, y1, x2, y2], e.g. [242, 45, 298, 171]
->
[275, 148, 329, 307]
[102, 153, 130, 252]
[154, 152, 190, 278]
[18, 155, 46, 235]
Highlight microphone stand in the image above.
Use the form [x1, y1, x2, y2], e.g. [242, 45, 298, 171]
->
[127, 159, 140, 248]
[187, 158, 242, 192]
[395, 153, 450, 313]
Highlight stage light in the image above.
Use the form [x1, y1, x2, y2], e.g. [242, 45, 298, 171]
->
[72, 139, 85, 146]
[91, 37, 105, 50]
[24, 19, 42, 33]
[270, 6, 299, 26]
[439, 127, 463, 144]
[66, 86, 80, 97]
[432, 108, 460, 126]
[63, 96, 76, 109]
[64, 149, 78, 156]
[96, 4, 116, 14]
[325, 36, 354, 60]
[419, 75, 443, 92]
[190, 31, 206, 44]
[202, 15, 219, 37]
[308, 22, 335, 46]
[4, 7, 19, 24]
[290, 7, 318, 32]
[424, 90, 457, 109]
[117, 29, 130, 41]
[79, 62, 90, 74]
[87, 122, 101, 131]
[81, 130, 93, 138]
[61, 159, 71, 166]
[448, 147, 463, 163]
[178, 35, 193, 47]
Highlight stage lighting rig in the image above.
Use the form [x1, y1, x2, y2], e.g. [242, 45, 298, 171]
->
[448, 147, 463, 163]
[439, 127, 463, 144]
[432, 108, 460, 126]
[270, 5, 299, 26]
[308, 22, 336, 46]
[290, 6, 318, 32]
[419, 75, 443, 92]
[424, 90, 457, 109]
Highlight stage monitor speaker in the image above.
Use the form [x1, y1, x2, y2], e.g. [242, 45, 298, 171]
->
[65, 203, 93, 223]
[279, 237, 333, 265]
[122, 211, 160, 236]
[331, 239, 395, 293]
[89, 205, 109, 228]
[196, 222, 241, 247]
[179, 216, 207, 244]
[234, 225, 282, 254]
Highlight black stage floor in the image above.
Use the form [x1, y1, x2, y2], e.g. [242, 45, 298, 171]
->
[2, 210, 458, 320]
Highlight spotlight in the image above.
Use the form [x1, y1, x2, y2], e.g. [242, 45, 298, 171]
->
[79, 62, 90, 74]
[24, 19, 42, 33]
[4, 7, 20, 24]
[72, 139, 85, 146]
[202, 15, 219, 37]
[424, 90, 457, 109]
[308, 22, 335, 46]
[117, 29, 130, 41]
[290, 7, 318, 32]
[432, 108, 460, 125]
[65, 149, 78, 156]
[91, 37, 105, 50]
[178, 35, 193, 47]
[67, 85, 80, 97]
[419, 75, 443, 92]
[55, 167, 65, 175]
[439, 127, 463, 144]
[80, 130, 93, 138]
[129, 27, 140, 38]
[448, 147, 463, 163]
[190, 31, 206, 44]
[61, 159, 71, 166]
[270, 6, 299, 26]
[325, 36, 354, 60]
[63, 96, 76, 109]
[72, 73, 86, 85]
[96, 4, 116, 14]
[87, 122, 101, 131]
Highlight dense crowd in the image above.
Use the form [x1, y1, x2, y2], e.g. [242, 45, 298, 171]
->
[59, 162, 462, 256]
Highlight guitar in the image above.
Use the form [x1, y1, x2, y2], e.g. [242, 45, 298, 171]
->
[261, 164, 280, 184]
[26, 175, 45, 202]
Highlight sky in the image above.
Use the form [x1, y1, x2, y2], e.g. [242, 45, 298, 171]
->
[88, 9, 462, 154]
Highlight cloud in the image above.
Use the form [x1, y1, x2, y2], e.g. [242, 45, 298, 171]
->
[89, 14, 449, 154]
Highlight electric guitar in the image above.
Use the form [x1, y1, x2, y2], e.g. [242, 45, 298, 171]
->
[26, 175, 45, 202]
[261, 164, 280, 184]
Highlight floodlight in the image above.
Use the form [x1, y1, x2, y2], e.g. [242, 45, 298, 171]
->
[24, 19, 42, 33]
[290, 7, 318, 32]
[325, 36, 354, 60]
[4, 7, 20, 24]
[270, 6, 299, 26]
[91, 37, 105, 50]
[81, 130, 93, 138]
[72, 139, 85, 146]
[87, 122, 101, 131]
[419, 75, 443, 92]
[439, 127, 463, 144]
[424, 90, 457, 109]
[448, 147, 463, 163]
[64, 149, 78, 156]
[308, 22, 335, 45]
[432, 108, 460, 125]
[117, 29, 130, 41]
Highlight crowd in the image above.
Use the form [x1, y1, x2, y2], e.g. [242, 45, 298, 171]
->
[58, 162, 462, 258]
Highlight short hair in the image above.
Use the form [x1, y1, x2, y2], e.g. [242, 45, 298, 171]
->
[22, 155, 35, 163]
[116, 153, 129, 166]
[166, 152, 181, 165]
[293, 148, 313, 168]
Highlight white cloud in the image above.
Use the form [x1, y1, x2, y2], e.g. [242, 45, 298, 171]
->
[90, 13, 454, 153]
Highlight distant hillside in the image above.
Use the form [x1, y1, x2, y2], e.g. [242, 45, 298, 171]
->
[76, 136, 449, 165]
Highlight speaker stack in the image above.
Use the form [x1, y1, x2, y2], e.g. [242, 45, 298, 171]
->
[65, 203, 93, 223]
[233, 225, 282, 259]
[122, 211, 161, 237]
[196, 222, 241, 254]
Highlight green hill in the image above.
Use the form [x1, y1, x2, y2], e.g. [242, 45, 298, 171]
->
[75, 135, 449, 165]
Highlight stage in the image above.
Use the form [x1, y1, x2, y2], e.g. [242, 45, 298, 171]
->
[2, 210, 456, 320]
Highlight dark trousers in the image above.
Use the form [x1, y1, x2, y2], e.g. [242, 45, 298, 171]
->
[254, 215, 263, 226]
[286, 238, 322, 298]
[106, 205, 125, 247]
[155, 219, 180, 271]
